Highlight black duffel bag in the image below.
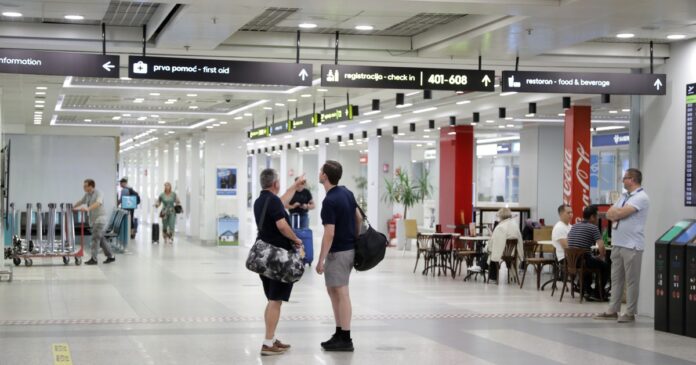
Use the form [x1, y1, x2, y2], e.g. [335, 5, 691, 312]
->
[353, 205, 388, 271]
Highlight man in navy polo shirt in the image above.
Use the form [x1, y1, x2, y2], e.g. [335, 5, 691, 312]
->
[316, 160, 362, 352]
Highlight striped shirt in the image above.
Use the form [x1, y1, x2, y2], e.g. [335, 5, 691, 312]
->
[567, 221, 601, 252]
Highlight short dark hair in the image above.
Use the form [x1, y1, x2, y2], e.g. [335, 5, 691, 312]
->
[84, 179, 95, 188]
[557, 204, 570, 215]
[582, 205, 598, 220]
[322, 160, 343, 185]
[119, 177, 128, 183]
[625, 168, 642, 184]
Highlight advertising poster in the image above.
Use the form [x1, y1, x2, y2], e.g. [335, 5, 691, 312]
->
[217, 215, 239, 246]
[216, 167, 237, 196]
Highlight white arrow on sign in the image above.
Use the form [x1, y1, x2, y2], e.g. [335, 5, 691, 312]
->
[102, 61, 115, 72]
[481, 74, 491, 87]
[654, 78, 663, 90]
[299, 68, 309, 81]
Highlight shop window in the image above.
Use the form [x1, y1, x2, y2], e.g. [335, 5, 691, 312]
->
[476, 143, 519, 203]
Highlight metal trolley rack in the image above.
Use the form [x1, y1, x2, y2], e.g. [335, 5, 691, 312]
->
[4, 203, 84, 266]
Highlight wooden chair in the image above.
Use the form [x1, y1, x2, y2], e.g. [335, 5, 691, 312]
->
[429, 234, 454, 277]
[402, 219, 419, 256]
[414, 233, 432, 274]
[520, 241, 556, 290]
[488, 239, 520, 285]
[559, 247, 604, 302]
[452, 239, 477, 278]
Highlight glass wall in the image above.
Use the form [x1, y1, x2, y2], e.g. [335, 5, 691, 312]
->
[476, 142, 520, 203]
[590, 134, 630, 204]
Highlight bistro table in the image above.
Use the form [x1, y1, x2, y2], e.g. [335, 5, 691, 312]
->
[420, 233, 460, 276]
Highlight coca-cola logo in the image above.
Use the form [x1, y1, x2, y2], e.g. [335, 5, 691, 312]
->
[562, 147, 572, 205]
[576, 141, 591, 208]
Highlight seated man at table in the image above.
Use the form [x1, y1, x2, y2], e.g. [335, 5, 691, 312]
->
[552, 204, 573, 264]
[566, 205, 610, 301]
[487, 208, 523, 281]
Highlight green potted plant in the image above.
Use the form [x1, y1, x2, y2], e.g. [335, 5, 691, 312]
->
[383, 168, 433, 249]
[354, 175, 368, 210]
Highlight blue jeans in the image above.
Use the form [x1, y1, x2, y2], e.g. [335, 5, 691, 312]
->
[292, 213, 309, 229]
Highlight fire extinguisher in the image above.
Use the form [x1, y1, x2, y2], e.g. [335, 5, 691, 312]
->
[388, 219, 397, 239]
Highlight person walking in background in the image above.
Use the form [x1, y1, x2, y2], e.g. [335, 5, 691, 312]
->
[254, 169, 306, 356]
[155, 182, 180, 244]
[285, 176, 315, 229]
[316, 160, 362, 352]
[74, 179, 116, 265]
[595, 168, 650, 323]
[118, 177, 140, 239]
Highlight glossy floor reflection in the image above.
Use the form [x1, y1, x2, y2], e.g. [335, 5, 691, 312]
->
[0, 231, 694, 365]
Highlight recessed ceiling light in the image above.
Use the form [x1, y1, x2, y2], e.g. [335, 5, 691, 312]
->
[244, 113, 253, 116]
[558, 113, 565, 116]
[298, 23, 317, 29]
[150, 114, 159, 118]
[122, 113, 131, 117]
[498, 125, 506, 129]
[506, 124, 515, 128]
[158, 120, 166, 124]
[616, 33, 635, 39]
[609, 110, 618, 114]
[34, 105, 44, 108]
[2, 12, 22, 17]
[505, 117, 513, 120]
[84, 119, 92, 122]
[206, 125, 214, 129]
[234, 116, 243, 120]
[622, 108, 631, 112]
[137, 116, 147, 121]
[167, 99, 177, 102]
[263, 106, 273, 110]
[149, 92, 160, 96]
[300, 94, 312, 98]
[287, 99, 297, 102]
[112, 116, 121, 120]
[189, 105, 198, 109]
[35, 100, 45, 104]
[275, 103, 285, 107]
[35, 91, 46, 96]
[456, 100, 471, 105]
[485, 120, 495, 123]
[35, 86, 47, 90]
[220, 121, 228, 125]
[187, 93, 198, 97]
[667, 34, 686, 40]
[395, 103, 412, 109]
[64, 14, 84, 20]
[317, 88, 328, 92]
[355, 25, 374, 31]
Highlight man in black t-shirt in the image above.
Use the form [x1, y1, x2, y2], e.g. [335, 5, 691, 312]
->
[316, 160, 362, 352]
[285, 177, 315, 229]
[567, 205, 610, 300]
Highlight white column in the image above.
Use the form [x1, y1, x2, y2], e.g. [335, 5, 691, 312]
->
[177, 137, 189, 234]
[280, 147, 300, 192]
[519, 125, 564, 222]
[188, 136, 202, 238]
[368, 135, 394, 233]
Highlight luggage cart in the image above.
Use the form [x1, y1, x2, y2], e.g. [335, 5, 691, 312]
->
[5, 203, 84, 266]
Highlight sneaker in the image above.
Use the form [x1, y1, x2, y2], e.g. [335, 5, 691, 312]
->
[323, 338, 354, 352]
[273, 340, 290, 350]
[321, 334, 339, 349]
[618, 314, 635, 323]
[103, 257, 116, 264]
[593, 312, 618, 320]
[260, 344, 285, 356]
[85, 258, 98, 265]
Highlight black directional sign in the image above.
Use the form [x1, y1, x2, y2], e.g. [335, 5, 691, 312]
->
[248, 126, 270, 140]
[270, 120, 290, 135]
[290, 114, 317, 131]
[501, 71, 667, 95]
[686, 83, 696, 206]
[129, 56, 313, 86]
[320, 64, 495, 92]
[0, 48, 119, 78]
[318, 105, 358, 125]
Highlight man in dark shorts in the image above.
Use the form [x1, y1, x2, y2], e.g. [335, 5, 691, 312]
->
[285, 177, 315, 228]
[316, 160, 363, 352]
[254, 168, 306, 356]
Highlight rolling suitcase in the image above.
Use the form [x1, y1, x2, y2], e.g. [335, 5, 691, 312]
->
[291, 214, 313, 265]
[152, 223, 160, 244]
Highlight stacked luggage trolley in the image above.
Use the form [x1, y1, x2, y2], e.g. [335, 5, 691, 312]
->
[4, 202, 84, 266]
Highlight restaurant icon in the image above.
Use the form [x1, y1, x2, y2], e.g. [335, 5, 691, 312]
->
[326, 69, 339, 82]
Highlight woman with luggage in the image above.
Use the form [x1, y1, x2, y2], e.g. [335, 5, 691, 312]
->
[156, 182, 180, 244]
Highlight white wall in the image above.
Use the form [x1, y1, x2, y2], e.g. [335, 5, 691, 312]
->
[639, 39, 696, 316]
[368, 135, 394, 233]
[519, 125, 564, 222]
[7, 134, 117, 213]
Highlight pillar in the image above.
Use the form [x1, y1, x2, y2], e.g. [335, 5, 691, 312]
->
[188, 136, 202, 238]
[562, 105, 592, 224]
[368, 135, 394, 233]
[316, 143, 340, 226]
[519, 125, 564, 222]
[439, 125, 474, 232]
[177, 137, 189, 234]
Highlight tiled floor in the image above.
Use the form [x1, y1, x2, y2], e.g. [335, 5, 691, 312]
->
[1, 232, 695, 365]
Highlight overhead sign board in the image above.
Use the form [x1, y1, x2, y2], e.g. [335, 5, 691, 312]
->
[270, 121, 290, 135]
[128, 56, 313, 86]
[321, 64, 495, 92]
[686, 83, 696, 206]
[318, 105, 358, 125]
[501, 70, 667, 95]
[248, 126, 269, 140]
[592, 133, 630, 147]
[290, 114, 317, 131]
[0, 48, 119, 78]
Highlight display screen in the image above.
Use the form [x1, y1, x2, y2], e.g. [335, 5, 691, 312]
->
[658, 220, 693, 242]
[674, 222, 696, 244]
[685, 82, 696, 206]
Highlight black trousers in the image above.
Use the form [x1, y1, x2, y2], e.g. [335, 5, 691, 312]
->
[583, 253, 610, 295]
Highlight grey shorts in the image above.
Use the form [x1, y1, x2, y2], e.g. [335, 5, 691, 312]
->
[325, 249, 355, 287]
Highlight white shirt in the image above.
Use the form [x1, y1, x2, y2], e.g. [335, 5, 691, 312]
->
[612, 188, 650, 250]
[551, 221, 571, 261]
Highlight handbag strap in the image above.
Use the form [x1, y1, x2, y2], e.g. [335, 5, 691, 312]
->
[257, 193, 272, 233]
[354, 199, 373, 228]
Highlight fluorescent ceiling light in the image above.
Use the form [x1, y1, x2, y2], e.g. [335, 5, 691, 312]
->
[206, 126, 214, 129]
[187, 93, 198, 97]
[447, 132, 456, 135]
[667, 34, 686, 40]
[396, 103, 412, 109]
[300, 94, 312, 98]
[609, 110, 618, 114]
[558, 113, 565, 116]
[500, 91, 518, 96]
[275, 103, 285, 107]
[616, 33, 635, 39]
[244, 113, 252, 116]
[384, 114, 401, 119]
[64, 14, 84, 20]
[595, 126, 625, 132]
[287, 99, 297, 102]
[122, 113, 131, 117]
[622, 108, 631, 112]
[2, 11, 22, 17]
[456, 100, 471, 105]
[213, 123, 220, 127]
[137, 116, 147, 121]
[150, 114, 159, 118]
[298, 23, 317, 29]
[112, 116, 121, 120]
[405, 91, 420, 96]
[359, 119, 373, 124]
[189, 105, 199, 109]
[315, 127, 329, 133]
[498, 125, 506, 129]
[36, 86, 47, 90]
[364, 110, 381, 116]
[158, 120, 166, 124]
[506, 124, 515, 128]
[149, 93, 160, 96]
[234, 116, 243, 120]
[84, 119, 92, 122]
[263, 106, 272, 110]
[413, 107, 437, 114]
[355, 25, 374, 31]
[485, 120, 495, 123]
[35, 91, 46, 95]
[477, 136, 520, 144]
[35, 100, 45, 104]
[525, 113, 535, 117]
[317, 88, 328, 92]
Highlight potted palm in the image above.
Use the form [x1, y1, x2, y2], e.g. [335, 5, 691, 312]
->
[383, 168, 433, 249]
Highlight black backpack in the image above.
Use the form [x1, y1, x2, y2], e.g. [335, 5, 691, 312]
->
[353, 205, 388, 271]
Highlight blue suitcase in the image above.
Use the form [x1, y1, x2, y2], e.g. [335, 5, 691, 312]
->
[291, 214, 313, 265]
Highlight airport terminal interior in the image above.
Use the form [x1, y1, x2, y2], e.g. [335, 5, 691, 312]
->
[0, 0, 696, 364]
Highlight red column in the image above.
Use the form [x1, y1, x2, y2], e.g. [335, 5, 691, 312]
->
[439, 125, 474, 233]
[562, 105, 592, 224]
